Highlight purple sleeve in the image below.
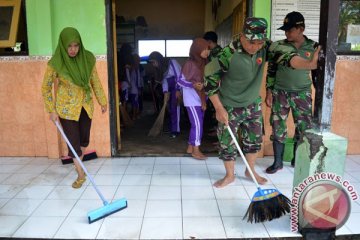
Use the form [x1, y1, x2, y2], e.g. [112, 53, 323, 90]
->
[177, 74, 194, 88]
[169, 60, 182, 91]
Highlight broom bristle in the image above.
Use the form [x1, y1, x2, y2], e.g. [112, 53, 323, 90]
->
[120, 105, 133, 127]
[148, 102, 167, 137]
[244, 194, 292, 223]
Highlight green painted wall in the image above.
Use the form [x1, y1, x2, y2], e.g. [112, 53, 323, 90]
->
[253, 0, 271, 38]
[26, 0, 53, 55]
[26, 0, 106, 56]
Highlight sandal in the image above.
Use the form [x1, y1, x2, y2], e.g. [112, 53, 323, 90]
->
[72, 177, 86, 189]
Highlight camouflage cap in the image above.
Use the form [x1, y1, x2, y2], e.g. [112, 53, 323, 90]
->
[243, 17, 268, 40]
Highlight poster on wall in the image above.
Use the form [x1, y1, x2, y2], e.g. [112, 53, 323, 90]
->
[271, 0, 320, 42]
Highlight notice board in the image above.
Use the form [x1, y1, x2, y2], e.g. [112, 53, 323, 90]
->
[271, 0, 320, 42]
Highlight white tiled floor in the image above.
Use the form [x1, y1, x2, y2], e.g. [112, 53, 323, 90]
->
[0, 155, 360, 239]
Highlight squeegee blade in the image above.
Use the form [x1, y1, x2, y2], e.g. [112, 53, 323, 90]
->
[87, 198, 127, 224]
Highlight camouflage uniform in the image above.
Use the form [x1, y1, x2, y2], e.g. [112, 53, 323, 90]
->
[208, 45, 222, 61]
[267, 36, 318, 143]
[205, 18, 269, 161]
[217, 97, 263, 161]
[270, 89, 313, 142]
[206, 44, 223, 130]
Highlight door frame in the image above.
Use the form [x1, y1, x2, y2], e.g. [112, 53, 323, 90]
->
[315, 0, 340, 130]
[105, 0, 120, 156]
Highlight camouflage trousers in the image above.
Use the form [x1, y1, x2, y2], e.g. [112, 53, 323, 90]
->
[270, 89, 313, 143]
[218, 97, 263, 161]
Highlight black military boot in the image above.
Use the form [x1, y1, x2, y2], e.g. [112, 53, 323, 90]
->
[291, 142, 298, 167]
[266, 141, 284, 174]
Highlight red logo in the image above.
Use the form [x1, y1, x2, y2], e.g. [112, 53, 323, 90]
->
[305, 52, 311, 58]
[256, 57, 263, 65]
[299, 182, 351, 229]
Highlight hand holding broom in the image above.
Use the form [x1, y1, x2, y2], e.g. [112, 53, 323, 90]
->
[226, 125, 291, 223]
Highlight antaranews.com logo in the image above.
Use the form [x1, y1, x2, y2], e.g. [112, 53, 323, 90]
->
[291, 172, 358, 232]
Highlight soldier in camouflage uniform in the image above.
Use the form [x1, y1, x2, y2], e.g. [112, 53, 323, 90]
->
[203, 31, 223, 135]
[203, 31, 223, 61]
[265, 12, 321, 174]
[204, 17, 270, 188]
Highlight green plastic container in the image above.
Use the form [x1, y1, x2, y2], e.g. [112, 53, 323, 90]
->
[283, 137, 294, 162]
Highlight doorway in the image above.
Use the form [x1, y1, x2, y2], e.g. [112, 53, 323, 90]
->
[107, 0, 219, 157]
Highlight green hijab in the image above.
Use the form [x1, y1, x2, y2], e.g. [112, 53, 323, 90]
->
[48, 27, 95, 97]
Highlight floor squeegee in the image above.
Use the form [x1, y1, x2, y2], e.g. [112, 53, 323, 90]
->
[55, 121, 127, 223]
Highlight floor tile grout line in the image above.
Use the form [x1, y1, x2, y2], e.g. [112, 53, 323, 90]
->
[2, 156, 360, 238]
[86, 157, 110, 240]
[51, 212, 69, 238]
[138, 155, 154, 239]
[5, 156, 55, 236]
[179, 157, 185, 240]
[53, 157, 106, 239]
[9, 193, 48, 238]
[205, 160, 229, 239]
[208, 158, 273, 239]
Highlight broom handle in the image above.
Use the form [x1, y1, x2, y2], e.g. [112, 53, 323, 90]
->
[149, 80, 158, 112]
[55, 121, 109, 205]
[226, 125, 260, 189]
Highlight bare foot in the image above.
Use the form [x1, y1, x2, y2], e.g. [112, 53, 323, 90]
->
[245, 171, 268, 185]
[191, 152, 207, 160]
[186, 145, 193, 154]
[213, 176, 235, 188]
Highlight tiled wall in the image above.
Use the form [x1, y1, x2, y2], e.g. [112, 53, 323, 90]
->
[0, 57, 111, 158]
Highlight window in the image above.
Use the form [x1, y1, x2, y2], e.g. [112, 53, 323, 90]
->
[0, 0, 20, 47]
[138, 39, 192, 57]
[138, 40, 165, 57]
[166, 40, 192, 57]
[0, 0, 28, 56]
[337, 0, 360, 53]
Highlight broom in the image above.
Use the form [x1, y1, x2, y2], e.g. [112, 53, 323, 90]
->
[55, 121, 127, 223]
[148, 80, 159, 113]
[119, 102, 133, 127]
[226, 125, 291, 223]
[61, 150, 98, 164]
[148, 92, 169, 137]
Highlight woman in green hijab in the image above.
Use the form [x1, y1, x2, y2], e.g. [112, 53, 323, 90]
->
[42, 27, 107, 189]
